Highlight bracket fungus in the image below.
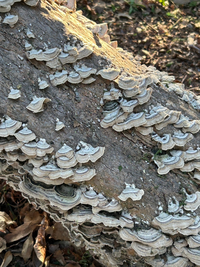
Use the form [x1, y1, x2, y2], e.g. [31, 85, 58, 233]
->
[75, 141, 105, 163]
[118, 183, 144, 202]
[38, 78, 49, 90]
[3, 14, 18, 27]
[14, 126, 36, 143]
[0, 117, 22, 137]
[55, 118, 65, 131]
[8, 87, 21, 99]
[26, 96, 51, 113]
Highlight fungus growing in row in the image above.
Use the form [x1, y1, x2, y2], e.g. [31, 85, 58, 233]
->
[55, 143, 74, 158]
[76, 44, 93, 60]
[120, 99, 139, 113]
[119, 228, 173, 248]
[152, 212, 196, 235]
[58, 51, 77, 64]
[155, 110, 181, 130]
[112, 112, 146, 132]
[118, 183, 144, 202]
[74, 64, 97, 78]
[3, 14, 18, 27]
[134, 87, 153, 105]
[151, 133, 175, 151]
[14, 126, 36, 143]
[92, 198, 122, 214]
[0, 117, 22, 137]
[8, 87, 21, 99]
[49, 70, 68, 86]
[68, 71, 83, 84]
[21, 138, 54, 157]
[184, 191, 200, 212]
[131, 242, 166, 257]
[172, 131, 193, 147]
[75, 141, 105, 163]
[70, 167, 96, 183]
[97, 68, 120, 81]
[154, 155, 184, 175]
[26, 96, 51, 113]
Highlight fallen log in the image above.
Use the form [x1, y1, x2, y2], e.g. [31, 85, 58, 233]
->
[0, 1, 200, 266]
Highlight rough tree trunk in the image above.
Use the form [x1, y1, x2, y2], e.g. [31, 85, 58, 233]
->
[1, 1, 200, 266]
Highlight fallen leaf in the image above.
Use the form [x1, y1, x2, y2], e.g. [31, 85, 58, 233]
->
[46, 222, 70, 241]
[53, 249, 65, 265]
[0, 237, 6, 253]
[0, 251, 13, 267]
[66, 262, 81, 267]
[34, 215, 48, 266]
[21, 232, 34, 261]
[4, 222, 38, 243]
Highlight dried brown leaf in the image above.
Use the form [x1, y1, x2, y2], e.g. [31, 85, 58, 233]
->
[4, 222, 38, 243]
[53, 249, 65, 265]
[21, 232, 34, 261]
[33, 216, 48, 266]
[46, 222, 70, 241]
[0, 251, 13, 267]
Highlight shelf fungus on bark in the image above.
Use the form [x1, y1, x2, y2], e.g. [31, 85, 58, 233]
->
[24, 0, 39, 6]
[26, 96, 51, 113]
[21, 138, 54, 157]
[155, 110, 181, 130]
[32, 162, 74, 180]
[151, 133, 175, 151]
[135, 126, 154, 135]
[49, 70, 68, 86]
[134, 87, 153, 105]
[182, 120, 200, 134]
[55, 118, 65, 131]
[68, 71, 83, 84]
[187, 235, 200, 248]
[75, 141, 105, 163]
[58, 51, 77, 64]
[92, 198, 122, 214]
[112, 112, 146, 132]
[119, 228, 173, 248]
[26, 47, 61, 61]
[184, 191, 200, 212]
[154, 155, 184, 175]
[181, 247, 200, 266]
[97, 68, 120, 81]
[66, 206, 94, 223]
[0, 117, 22, 137]
[143, 105, 169, 127]
[152, 212, 196, 235]
[26, 28, 35, 38]
[76, 43, 93, 60]
[8, 87, 21, 99]
[74, 63, 97, 78]
[70, 167, 96, 183]
[103, 84, 122, 101]
[172, 131, 194, 147]
[120, 99, 139, 113]
[131, 242, 166, 257]
[3, 14, 18, 27]
[56, 155, 77, 169]
[14, 126, 36, 143]
[118, 183, 144, 202]
[38, 78, 49, 90]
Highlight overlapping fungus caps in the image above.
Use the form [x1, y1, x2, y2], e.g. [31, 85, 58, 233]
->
[75, 141, 105, 163]
[0, 117, 22, 137]
[152, 212, 196, 235]
[119, 228, 173, 248]
[21, 138, 54, 157]
[14, 126, 36, 143]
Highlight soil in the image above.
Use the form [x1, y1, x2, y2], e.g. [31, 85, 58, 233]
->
[77, 0, 200, 92]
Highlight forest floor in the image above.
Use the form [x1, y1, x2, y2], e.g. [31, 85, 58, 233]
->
[77, 0, 200, 92]
[0, 1, 200, 267]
